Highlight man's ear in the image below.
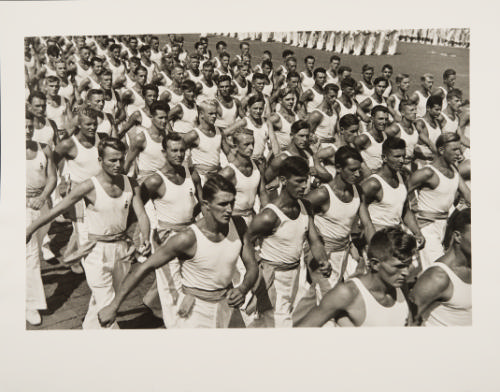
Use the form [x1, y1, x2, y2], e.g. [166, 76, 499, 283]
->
[370, 257, 381, 272]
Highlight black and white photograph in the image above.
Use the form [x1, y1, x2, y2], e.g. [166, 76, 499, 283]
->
[24, 28, 470, 330]
[1, 0, 499, 391]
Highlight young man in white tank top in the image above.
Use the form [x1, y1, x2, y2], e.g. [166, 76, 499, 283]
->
[245, 156, 331, 328]
[85, 89, 118, 139]
[409, 73, 434, 118]
[27, 138, 151, 329]
[299, 67, 326, 115]
[385, 100, 419, 170]
[387, 74, 410, 123]
[98, 175, 259, 329]
[357, 77, 389, 130]
[300, 55, 315, 92]
[355, 64, 374, 103]
[438, 89, 462, 134]
[333, 76, 358, 121]
[195, 61, 218, 105]
[140, 134, 202, 327]
[158, 65, 185, 106]
[185, 53, 203, 83]
[268, 87, 300, 151]
[27, 92, 59, 148]
[121, 66, 148, 117]
[353, 105, 389, 176]
[306, 83, 340, 146]
[296, 227, 417, 327]
[414, 95, 443, 165]
[44, 76, 72, 134]
[168, 80, 199, 134]
[118, 84, 159, 140]
[407, 133, 470, 271]
[25, 113, 57, 325]
[98, 70, 123, 123]
[214, 75, 242, 131]
[362, 137, 424, 251]
[139, 44, 160, 85]
[77, 56, 105, 98]
[124, 101, 168, 183]
[305, 147, 374, 303]
[104, 44, 127, 89]
[410, 208, 471, 326]
[53, 108, 102, 273]
[431, 68, 457, 111]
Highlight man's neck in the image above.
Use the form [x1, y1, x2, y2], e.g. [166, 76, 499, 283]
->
[401, 116, 412, 128]
[450, 245, 471, 269]
[77, 132, 95, 145]
[199, 121, 214, 132]
[233, 153, 252, 168]
[202, 214, 228, 236]
[162, 160, 184, 176]
[330, 175, 352, 192]
[434, 156, 453, 171]
[379, 164, 399, 181]
[277, 189, 299, 209]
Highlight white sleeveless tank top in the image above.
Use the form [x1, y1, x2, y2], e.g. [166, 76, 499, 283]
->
[233, 78, 249, 101]
[367, 173, 407, 230]
[415, 90, 429, 118]
[260, 200, 309, 265]
[126, 87, 146, 116]
[389, 94, 401, 117]
[65, 135, 101, 184]
[136, 128, 166, 174]
[337, 98, 357, 118]
[326, 71, 339, 86]
[441, 112, 459, 133]
[173, 102, 198, 133]
[153, 168, 196, 225]
[159, 71, 173, 88]
[350, 278, 408, 327]
[187, 69, 203, 83]
[182, 220, 242, 291]
[165, 87, 183, 106]
[438, 86, 448, 110]
[196, 79, 217, 104]
[86, 175, 132, 236]
[229, 162, 260, 215]
[32, 120, 56, 147]
[103, 89, 118, 116]
[59, 81, 74, 103]
[262, 80, 273, 97]
[142, 60, 155, 84]
[138, 108, 152, 129]
[151, 50, 162, 67]
[300, 71, 315, 91]
[215, 99, 238, 129]
[425, 262, 472, 326]
[46, 99, 67, 129]
[356, 80, 374, 103]
[96, 113, 112, 136]
[417, 165, 459, 214]
[108, 60, 126, 83]
[275, 112, 298, 150]
[314, 183, 360, 243]
[420, 117, 442, 147]
[245, 117, 268, 160]
[397, 123, 419, 159]
[26, 143, 47, 193]
[75, 62, 93, 87]
[306, 88, 324, 113]
[314, 109, 337, 140]
[361, 132, 386, 171]
[191, 127, 221, 170]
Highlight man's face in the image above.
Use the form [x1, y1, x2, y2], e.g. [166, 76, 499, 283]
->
[383, 148, 405, 172]
[218, 80, 232, 98]
[221, 56, 230, 69]
[183, 88, 196, 103]
[30, 97, 46, 117]
[293, 129, 310, 150]
[458, 224, 471, 258]
[79, 114, 98, 138]
[248, 101, 264, 119]
[129, 61, 139, 74]
[89, 94, 105, 111]
[262, 63, 272, 76]
[445, 74, 456, 89]
[374, 81, 388, 97]
[26, 118, 34, 140]
[144, 89, 158, 107]
[46, 80, 60, 96]
[189, 57, 200, 71]
[343, 86, 355, 99]
[401, 104, 417, 121]
[441, 141, 463, 165]
[330, 59, 340, 71]
[172, 46, 180, 57]
[204, 191, 235, 225]
[111, 47, 121, 61]
[372, 111, 388, 131]
[151, 39, 159, 51]
[448, 96, 462, 112]
[428, 104, 442, 119]
[164, 56, 175, 69]
[305, 58, 315, 72]
[340, 70, 351, 81]
[239, 65, 250, 77]
[55, 62, 67, 78]
[325, 89, 338, 105]
[282, 93, 296, 111]
[382, 68, 393, 80]
[400, 77, 410, 92]
[253, 78, 265, 93]
[287, 60, 297, 73]
[165, 139, 186, 166]
[129, 38, 138, 50]
[142, 48, 152, 60]
[315, 72, 326, 87]
[241, 44, 249, 55]
[92, 60, 103, 75]
[283, 174, 308, 199]
[341, 124, 359, 144]
[201, 106, 217, 125]
[376, 255, 412, 288]
[363, 69, 374, 82]
[100, 74, 113, 90]
[423, 77, 434, 91]
[80, 48, 91, 63]
[202, 65, 214, 81]
[152, 109, 168, 132]
[171, 67, 184, 84]
[100, 147, 124, 176]
[136, 70, 147, 86]
[338, 158, 362, 184]
[217, 45, 227, 55]
[236, 134, 254, 158]
[288, 76, 299, 90]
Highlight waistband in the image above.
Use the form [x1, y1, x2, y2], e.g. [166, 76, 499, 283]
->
[182, 285, 232, 302]
[193, 164, 220, 176]
[319, 137, 336, 144]
[88, 232, 128, 242]
[416, 211, 449, 228]
[26, 188, 44, 198]
[158, 220, 192, 231]
[323, 236, 350, 253]
[260, 258, 300, 271]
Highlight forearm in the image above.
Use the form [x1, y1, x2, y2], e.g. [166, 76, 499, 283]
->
[403, 208, 422, 237]
[40, 176, 57, 200]
[137, 212, 151, 243]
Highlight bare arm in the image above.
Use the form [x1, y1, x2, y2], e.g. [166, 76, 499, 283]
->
[124, 132, 145, 173]
[415, 119, 437, 155]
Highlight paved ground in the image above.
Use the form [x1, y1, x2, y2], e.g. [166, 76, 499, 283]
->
[27, 33, 469, 330]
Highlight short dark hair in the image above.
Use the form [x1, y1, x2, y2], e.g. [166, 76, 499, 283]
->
[217, 75, 232, 85]
[87, 89, 105, 101]
[338, 65, 352, 76]
[97, 137, 127, 158]
[286, 71, 300, 81]
[443, 208, 471, 249]
[329, 54, 341, 63]
[47, 45, 60, 58]
[313, 67, 326, 78]
[247, 93, 265, 107]
[367, 227, 417, 263]
[305, 55, 315, 63]
[181, 79, 197, 92]
[339, 114, 359, 129]
[398, 99, 415, 113]
[443, 68, 456, 80]
[362, 64, 374, 73]
[382, 64, 393, 71]
[290, 119, 309, 135]
[426, 95, 443, 109]
[373, 76, 388, 86]
[262, 59, 273, 69]
[142, 83, 159, 97]
[28, 91, 47, 103]
[395, 73, 410, 84]
[161, 131, 184, 150]
[202, 174, 236, 202]
[435, 132, 460, 151]
[278, 155, 309, 178]
[382, 137, 406, 156]
[282, 49, 294, 58]
[371, 105, 389, 117]
[335, 146, 363, 168]
[324, 83, 339, 95]
[150, 101, 169, 116]
[252, 72, 266, 82]
[341, 76, 356, 90]
[447, 88, 463, 101]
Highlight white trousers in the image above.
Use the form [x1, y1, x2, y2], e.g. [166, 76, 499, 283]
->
[26, 207, 47, 311]
[81, 241, 132, 329]
[176, 296, 233, 328]
[419, 220, 447, 271]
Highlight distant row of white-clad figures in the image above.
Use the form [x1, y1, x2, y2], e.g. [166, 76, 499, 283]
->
[206, 29, 470, 55]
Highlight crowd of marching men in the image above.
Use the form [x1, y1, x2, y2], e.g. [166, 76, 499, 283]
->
[24, 33, 471, 328]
